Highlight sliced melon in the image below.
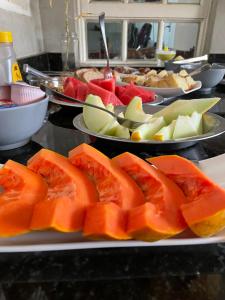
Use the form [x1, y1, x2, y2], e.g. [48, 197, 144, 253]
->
[203, 114, 218, 133]
[83, 94, 114, 133]
[112, 112, 130, 139]
[131, 117, 165, 141]
[99, 119, 118, 136]
[153, 120, 176, 141]
[173, 115, 198, 139]
[124, 96, 152, 122]
[153, 98, 220, 124]
[190, 111, 202, 135]
[114, 125, 130, 139]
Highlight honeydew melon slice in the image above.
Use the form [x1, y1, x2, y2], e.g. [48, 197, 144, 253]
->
[113, 112, 130, 139]
[114, 125, 130, 139]
[124, 96, 152, 122]
[153, 120, 176, 141]
[131, 117, 166, 141]
[99, 119, 118, 136]
[153, 98, 220, 124]
[173, 115, 198, 139]
[83, 94, 114, 133]
[203, 114, 218, 133]
[190, 111, 202, 135]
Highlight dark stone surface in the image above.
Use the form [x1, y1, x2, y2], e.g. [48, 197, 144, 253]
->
[1, 85, 225, 299]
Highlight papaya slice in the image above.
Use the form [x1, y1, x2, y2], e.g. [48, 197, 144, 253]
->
[0, 160, 47, 237]
[112, 152, 187, 241]
[27, 148, 98, 232]
[84, 202, 130, 240]
[68, 144, 145, 240]
[147, 155, 225, 237]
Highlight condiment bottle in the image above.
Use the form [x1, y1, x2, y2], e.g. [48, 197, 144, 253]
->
[0, 32, 22, 85]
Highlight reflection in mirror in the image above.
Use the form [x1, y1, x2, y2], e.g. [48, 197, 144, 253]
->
[168, 0, 200, 3]
[163, 22, 199, 58]
[127, 21, 158, 59]
[87, 21, 122, 59]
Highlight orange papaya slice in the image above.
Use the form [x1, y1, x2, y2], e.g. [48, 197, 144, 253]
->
[84, 202, 130, 240]
[147, 155, 225, 237]
[68, 144, 145, 240]
[112, 152, 187, 241]
[27, 148, 98, 232]
[0, 160, 47, 237]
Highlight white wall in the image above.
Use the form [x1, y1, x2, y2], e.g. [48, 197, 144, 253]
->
[0, 1, 44, 58]
[210, 0, 225, 53]
[39, 0, 75, 53]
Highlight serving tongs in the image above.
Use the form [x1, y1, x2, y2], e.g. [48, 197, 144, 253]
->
[40, 84, 147, 130]
[23, 64, 51, 79]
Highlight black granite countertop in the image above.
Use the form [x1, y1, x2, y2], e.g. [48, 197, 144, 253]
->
[1, 85, 225, 300]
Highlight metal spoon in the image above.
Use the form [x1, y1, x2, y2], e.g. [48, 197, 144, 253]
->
[99, 12, 113, 79]
[40, 84, 147, 130]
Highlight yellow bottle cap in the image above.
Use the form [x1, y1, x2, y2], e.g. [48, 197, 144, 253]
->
[0, 32, 13, 43]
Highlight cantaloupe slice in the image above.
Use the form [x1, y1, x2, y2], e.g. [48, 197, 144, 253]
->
[147, 155, 225, 237]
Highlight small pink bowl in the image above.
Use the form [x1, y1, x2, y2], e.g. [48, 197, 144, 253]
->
[11, 83, 45, 105]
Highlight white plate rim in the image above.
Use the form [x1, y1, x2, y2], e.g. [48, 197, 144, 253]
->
[1, 163, 225, 252]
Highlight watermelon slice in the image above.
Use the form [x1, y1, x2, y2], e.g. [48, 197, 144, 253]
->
[91, 78, 116, 93]
[87, 82, 123, 106]
[118, 83, 156, 105]
[63, 77, 88, 101]
[115, 85, 126, 99]
[76, 85, 89, 101]
[64, 78, 77, 98]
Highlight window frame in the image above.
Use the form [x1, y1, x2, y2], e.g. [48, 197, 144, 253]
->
[75, 0, 213, 66]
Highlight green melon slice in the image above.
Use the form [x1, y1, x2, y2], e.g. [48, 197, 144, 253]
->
[190, 111, 203, 135]
[153, 98, 220, 124]
[131, 117, 166, 141]
[83, 94, 114, 133]
[173, 115, 198, 139]
[153, 120, 176, 141]
[124, 96, 152, 122]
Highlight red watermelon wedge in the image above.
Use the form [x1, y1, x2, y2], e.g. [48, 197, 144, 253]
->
[88, 82, 123, 106]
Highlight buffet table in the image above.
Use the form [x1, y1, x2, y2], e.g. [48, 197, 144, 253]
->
[0, 86, 225, 299]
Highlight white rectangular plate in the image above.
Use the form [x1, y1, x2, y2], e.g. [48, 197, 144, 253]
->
[0, 153, 225, 252]
[118, 81, 202, 97]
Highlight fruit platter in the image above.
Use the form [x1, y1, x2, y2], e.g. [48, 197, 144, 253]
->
[1, 142, 225, 252]
[73, 95, 225, 150]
